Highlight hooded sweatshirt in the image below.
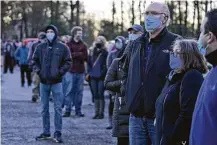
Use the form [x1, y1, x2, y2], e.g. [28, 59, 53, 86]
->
[106, 36, 126, 68]
[32, 25, 72, 84]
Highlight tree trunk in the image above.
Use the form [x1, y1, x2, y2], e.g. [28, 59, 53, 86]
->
[50, 0, 54, 24]
[20, 21, 23, 41]
[196, 1, 201, 38]
[178, 1, 182, 35]
[121, 0, 124, 34]
[131, 0, 135, 25]
[70, 0, 75, 29]
[192, 1, 196, 36]
[55, 0, 59, 24]
[139, 0, 142, 25]
[112, 1, 116, 28]
[205, 0, 208, 13]
[76, 0, 80, 26]
[184, 1, 188, 36]
[22, 2, 28, 37]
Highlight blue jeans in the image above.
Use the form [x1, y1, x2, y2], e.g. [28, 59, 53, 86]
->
[65, 72, 84, 114]
[40, 83, 63, 134]
[90, 79, 104, 100]
[62, 72, 71, 107]
[129, 114, 156, 145]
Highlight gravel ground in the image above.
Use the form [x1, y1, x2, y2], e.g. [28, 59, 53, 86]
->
[1, 68, 116, 145]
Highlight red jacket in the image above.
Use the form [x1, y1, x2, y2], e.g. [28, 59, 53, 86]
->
[66, 39, 88, 73]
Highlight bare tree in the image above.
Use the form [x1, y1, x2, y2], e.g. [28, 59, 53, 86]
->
[178, 1, 182, 35]
[76, 0, 80, 26]
[21, 1, 28, 37]
[139, 0, 142, 24]
[70, 0, 76, 29]
[184, 1, 188, 36]
[131, 0, 135, 25]
[50, 0, 54, 24]
[112, 1, 116, 27]
[196, 1, 201, 37]
[192, 1, 196, 36]
[121, 0, 124, 34]
[55, 0, 59, 24]
[205, 0, 208, 13]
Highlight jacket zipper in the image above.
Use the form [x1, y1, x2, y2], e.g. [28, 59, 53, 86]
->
[160, 84, 175, 145]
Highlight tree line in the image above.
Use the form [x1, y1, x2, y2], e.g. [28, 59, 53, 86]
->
[1, 0, 217, 46]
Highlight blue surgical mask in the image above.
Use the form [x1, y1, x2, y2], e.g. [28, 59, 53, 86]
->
[115, 42, 123, 50]
[129, 34, 140, 41]
[198, 40, 207, 56]
[46, 33, 55, 42]
[145, 16, 161, 32]
[169, 54, 182, 70]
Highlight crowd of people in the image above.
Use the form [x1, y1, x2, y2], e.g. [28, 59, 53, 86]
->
[1, 2, 217, 145]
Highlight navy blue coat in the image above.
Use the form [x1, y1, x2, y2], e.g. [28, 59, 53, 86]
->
[121, 28, 181, 117]
[87, 47, 108, 80]
[155, 69, 204, 145]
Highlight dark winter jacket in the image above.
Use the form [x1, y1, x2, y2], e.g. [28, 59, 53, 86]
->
[104, 58, 130, 137]
[155, 69, 204, 145]
[4, 43, 15, 57]
[32, 25, 72, 84]
[28, 41, 43, 66]
[66, 39, 88, 73]
[15, 46, 29, 65]
[87, 47, 108, 80]
[121, 28, 181, 118]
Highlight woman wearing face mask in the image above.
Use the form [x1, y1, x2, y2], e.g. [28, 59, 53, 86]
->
[155, 39, 208, 145]
[104, 44, 130, 145]
[105, 36, 126, 130]
[86, 36, 108, 119]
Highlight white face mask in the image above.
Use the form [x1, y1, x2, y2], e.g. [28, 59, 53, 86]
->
[115, 42, 123, 50]
[46, 33, 55, 42]
[129, 34, 140, 41]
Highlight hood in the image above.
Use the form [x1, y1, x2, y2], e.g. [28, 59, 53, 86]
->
[115, 36, 126, 49]
[45, 25, 58, 42]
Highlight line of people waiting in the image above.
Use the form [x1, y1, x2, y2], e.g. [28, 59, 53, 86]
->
[15, 2, 217, 144]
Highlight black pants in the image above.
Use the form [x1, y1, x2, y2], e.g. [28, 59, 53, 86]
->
[20, 64, 31, 86]
[117, 137, 129, 145]
[109, 94, 114, 116]
[4, 55, 14, 74]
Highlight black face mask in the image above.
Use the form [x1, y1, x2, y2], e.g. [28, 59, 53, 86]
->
[205, 49, 217, 66]
[95, 43, 102, 48]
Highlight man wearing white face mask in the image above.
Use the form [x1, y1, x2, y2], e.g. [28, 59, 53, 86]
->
[33, 25, 71, 143]
[128, 24, 144, 41]
[120, 2, 182, 145]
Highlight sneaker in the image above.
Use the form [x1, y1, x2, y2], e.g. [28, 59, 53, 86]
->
[35, 133, 51, 140]
[63, 112, 70, 117]
[53, 131, 63, 143]
[75, 113, 85, 117]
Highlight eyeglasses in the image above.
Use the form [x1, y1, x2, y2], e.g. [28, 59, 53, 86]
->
[162, 50, 185, 57]
[143, 11, 167, 17]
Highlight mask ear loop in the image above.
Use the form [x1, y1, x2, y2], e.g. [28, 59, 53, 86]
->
[162, 14, 168, 25]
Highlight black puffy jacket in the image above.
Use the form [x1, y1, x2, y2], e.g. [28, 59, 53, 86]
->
[104, 58, 130, 137]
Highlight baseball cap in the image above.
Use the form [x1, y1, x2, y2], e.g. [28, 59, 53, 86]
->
[128, 24, 144, 33]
